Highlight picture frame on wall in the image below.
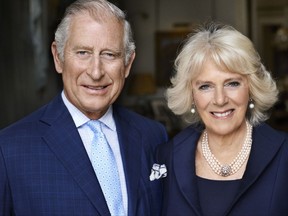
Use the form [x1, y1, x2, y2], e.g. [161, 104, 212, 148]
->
[155, 30, 190, 87]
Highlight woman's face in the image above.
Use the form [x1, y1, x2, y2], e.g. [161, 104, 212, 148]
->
[192, 60, 250, 136]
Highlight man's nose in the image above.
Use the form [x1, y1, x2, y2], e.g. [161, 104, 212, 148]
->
[87, 56, 104, 80]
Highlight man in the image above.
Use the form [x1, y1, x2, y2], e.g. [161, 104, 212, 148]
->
[0, 0, 168, 215]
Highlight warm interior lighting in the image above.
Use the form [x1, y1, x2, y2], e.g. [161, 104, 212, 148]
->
[274, 6, 288, 50]
[128, 73, 157, 96]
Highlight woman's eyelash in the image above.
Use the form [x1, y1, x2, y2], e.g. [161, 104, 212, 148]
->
[226, 81, 240, 87]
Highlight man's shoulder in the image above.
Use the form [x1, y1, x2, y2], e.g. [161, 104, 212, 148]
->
[113, 104, 168, 141]
[113, 104, 164, 128]
[0, 105, 47, 137]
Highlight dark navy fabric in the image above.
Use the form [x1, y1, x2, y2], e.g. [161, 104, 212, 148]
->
[197, 176, 241, 216]
[156, 123, 288, 216]
[0, 94, 168, 216]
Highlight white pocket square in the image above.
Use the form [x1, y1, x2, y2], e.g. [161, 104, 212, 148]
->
[149, 163, 167, 181]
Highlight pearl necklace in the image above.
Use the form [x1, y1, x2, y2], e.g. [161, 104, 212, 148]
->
[201, 121, 253, 177]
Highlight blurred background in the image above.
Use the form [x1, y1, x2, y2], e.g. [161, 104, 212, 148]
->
[1, 0, 288, 137]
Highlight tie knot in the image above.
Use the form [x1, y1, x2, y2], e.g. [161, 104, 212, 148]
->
[86, 120, 102, 134]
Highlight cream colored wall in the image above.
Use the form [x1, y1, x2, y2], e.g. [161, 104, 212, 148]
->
[124, 0, 248, 75]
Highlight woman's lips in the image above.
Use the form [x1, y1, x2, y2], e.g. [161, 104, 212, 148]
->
[211, 109, 234, 118]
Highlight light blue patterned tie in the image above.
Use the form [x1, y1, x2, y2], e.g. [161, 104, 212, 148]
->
[87, 120, 125, 216]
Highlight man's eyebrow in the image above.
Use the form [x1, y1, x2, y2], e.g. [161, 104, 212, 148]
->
[72, 45, 94, 51]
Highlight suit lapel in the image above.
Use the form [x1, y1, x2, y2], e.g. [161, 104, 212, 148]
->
[224, 124, 286, 215]
[168, 123, 284, 216]
[40, 95, 110, 216]
[173, 128, 202, 215]
[113, 107, 142, 216]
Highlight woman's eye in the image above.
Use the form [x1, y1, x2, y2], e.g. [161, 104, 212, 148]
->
[226, 81, 240, 87]
[198, 84, 210, 91]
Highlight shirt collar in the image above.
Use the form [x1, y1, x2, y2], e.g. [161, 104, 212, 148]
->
[61, 91, 116, 131]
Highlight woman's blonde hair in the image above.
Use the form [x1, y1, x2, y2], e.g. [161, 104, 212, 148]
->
[166, 22, 278, 126]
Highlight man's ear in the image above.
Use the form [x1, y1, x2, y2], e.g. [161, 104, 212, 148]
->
[51, 41, 63, 74]
[124, 51, 136, 78]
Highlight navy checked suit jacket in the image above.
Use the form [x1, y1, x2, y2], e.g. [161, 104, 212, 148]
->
[155, 123, 288, 216]
[0, 94, 168, 216]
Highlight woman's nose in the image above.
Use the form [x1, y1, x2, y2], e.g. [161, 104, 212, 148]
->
[213, 87, 228, 106]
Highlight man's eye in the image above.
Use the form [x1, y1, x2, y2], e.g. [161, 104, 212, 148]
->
[75, 50, 92, 59]
[101, 52, 116, 59]
[101, 51, 123, 60]
[106, 53, 115, 57]
[77, 51, 89, 56]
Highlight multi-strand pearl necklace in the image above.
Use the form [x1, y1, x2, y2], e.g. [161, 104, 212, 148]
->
[201, 121, 253, 177]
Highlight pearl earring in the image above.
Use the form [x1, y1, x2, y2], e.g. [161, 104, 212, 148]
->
[191, 105, 196, 114]
[249, 99, 255, 109]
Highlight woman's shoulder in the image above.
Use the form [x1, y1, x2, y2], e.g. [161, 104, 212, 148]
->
[156, 124, 201, 162]
[172, 124, 202, 144]
[254, 122, 288, 155]
[254, 122, 288, 140]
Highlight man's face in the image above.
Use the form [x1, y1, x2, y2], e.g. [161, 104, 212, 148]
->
[52, 13, 135, 119]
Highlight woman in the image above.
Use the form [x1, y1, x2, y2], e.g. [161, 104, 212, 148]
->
[151, 22, 288, 215]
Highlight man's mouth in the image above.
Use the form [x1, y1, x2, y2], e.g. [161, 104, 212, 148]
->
[84, 85, 107, 90]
